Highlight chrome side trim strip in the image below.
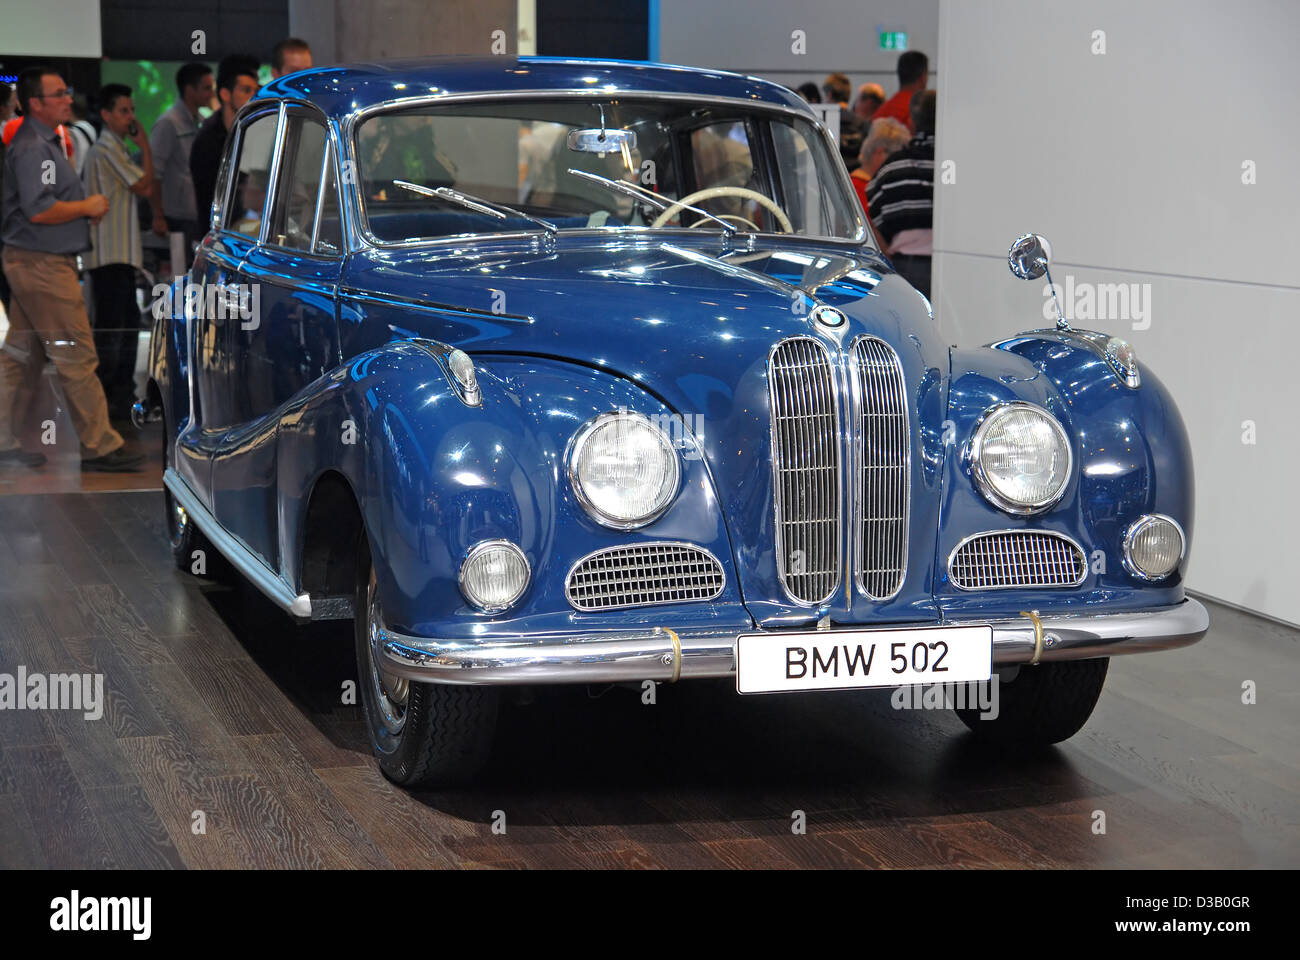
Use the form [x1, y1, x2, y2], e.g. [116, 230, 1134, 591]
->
[162, 468, 312, 618]
[378, 598, 1210, 685]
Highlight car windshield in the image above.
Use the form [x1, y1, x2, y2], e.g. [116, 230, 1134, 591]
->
[355, 98, 865, 243]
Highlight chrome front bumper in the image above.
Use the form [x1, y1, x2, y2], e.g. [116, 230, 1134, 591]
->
[379, 598, 1210, 685]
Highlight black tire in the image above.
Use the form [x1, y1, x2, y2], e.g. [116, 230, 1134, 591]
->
[955, 658, 1109, 745]
[354, 538, 498, 786]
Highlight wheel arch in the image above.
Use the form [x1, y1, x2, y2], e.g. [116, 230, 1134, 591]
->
[297, 467, 367, 620]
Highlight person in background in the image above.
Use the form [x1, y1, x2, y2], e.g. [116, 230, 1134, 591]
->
[0, 81, 14, 310]
[0, 67, 142, 471]
[873, 50, 928, 134]
[152, 61, 213, 266]
[851, 116, 910, 216]
[271, 37, 313, 78]
[67, 93, 98, 177]
[795, 82, 821, 104]
[853, 83, 886, 122]
[823, 72, 865, 170]
[190, 55, 260, 233]
[867, 90, 936, 298]
[83, 83, 158, 421]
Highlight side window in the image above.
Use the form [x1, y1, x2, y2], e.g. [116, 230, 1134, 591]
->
[225, 112, 279, 237]
[268, 116, 329, 250]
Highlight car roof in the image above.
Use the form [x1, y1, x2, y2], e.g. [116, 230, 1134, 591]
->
[254, 56, 814, 121]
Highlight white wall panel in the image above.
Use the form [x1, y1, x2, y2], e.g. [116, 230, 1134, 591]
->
[935, 0, 1300, 624]
[657, 0, 939, 90]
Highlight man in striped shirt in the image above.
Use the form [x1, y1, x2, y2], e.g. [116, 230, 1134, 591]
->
[83, 83, 159, 420]
[866, 90, 936, 298]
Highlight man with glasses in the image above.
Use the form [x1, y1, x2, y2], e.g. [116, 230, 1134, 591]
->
[0, 68, 143, 471]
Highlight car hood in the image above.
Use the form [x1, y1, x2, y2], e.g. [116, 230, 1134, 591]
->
[349, 239, 945, 400]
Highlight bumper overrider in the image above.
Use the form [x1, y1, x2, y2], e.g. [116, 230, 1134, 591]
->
[379, 598, 1210, 685]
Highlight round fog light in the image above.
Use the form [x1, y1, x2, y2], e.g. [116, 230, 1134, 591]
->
[459, 540, 529, 611]
[1123, 515, 1185, 581]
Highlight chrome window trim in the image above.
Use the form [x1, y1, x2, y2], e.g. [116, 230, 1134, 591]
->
[310, 121, 331, 253]
[458, 539, 530, 613]
[968, 401, 1073, 515]
[767, 335, 843, 607]
[341, 89, 869, 250]
[257, 102, 289, 247]
[947, 529, 1089, 591]
[564, 541, 726, 612]
[566, 411, 682, 531]
[849, 334, 910, 601]
[1122, 513, 1186, 582]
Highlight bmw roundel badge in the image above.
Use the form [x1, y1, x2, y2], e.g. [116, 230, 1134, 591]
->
[812, 304, 846, 329]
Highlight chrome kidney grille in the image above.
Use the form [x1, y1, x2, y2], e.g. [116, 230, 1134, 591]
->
[949, 530, 1087, 590]
[852, 337, 909, 600]
[768, 338, 842, 604]
[566, 542, 725, 611]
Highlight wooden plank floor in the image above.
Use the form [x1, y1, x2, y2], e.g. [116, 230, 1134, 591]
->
[1, 490, 1296, 869]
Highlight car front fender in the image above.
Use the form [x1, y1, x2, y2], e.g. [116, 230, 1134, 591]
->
[276, 343, 739, 637]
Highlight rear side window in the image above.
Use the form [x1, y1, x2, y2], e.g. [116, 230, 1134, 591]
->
[268, 116, 330, 251]
[226, 112, 279, 237]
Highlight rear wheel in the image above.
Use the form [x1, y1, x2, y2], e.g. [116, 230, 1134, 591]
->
[955, 658, 1109, 745]
[355, 538, 498, 786]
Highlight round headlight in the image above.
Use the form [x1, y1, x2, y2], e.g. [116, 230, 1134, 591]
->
[570, 411, 680, 528]
[459, 540, 529, 611]
[1123, 514, 1185, 581]
[971, 403, 1072, 513]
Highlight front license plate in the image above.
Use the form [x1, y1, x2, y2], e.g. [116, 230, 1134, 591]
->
[735, 624, 993, 694]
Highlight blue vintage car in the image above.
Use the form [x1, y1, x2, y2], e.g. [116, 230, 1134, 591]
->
[146, 57, 1208, 785]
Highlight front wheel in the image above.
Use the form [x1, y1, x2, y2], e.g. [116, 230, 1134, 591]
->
[954, 658, 1109, 745]
[355, 539, 498, 786]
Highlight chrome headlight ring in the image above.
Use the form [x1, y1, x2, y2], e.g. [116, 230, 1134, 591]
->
[969, 401, 1073, 515]
[1122, 513, 1186, 581]
[567, 410, 681, 530]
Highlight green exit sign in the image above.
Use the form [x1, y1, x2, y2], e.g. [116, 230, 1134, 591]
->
[880, 31, 908, 51]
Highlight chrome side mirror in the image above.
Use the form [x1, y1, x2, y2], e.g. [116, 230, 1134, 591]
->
[1008, 232, 1069, 330]
[1008, 233, 1050, 280]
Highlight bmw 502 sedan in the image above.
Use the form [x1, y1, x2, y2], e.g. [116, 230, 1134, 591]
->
[146, 57, 1209, 785]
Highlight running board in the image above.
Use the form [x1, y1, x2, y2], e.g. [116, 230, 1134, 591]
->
[163, 468, 312, 619]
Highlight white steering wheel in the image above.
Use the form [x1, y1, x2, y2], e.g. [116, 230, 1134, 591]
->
[651, 186, 794, 233]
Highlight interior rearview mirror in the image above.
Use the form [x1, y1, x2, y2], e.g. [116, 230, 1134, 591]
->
[567, 128, 637, 154]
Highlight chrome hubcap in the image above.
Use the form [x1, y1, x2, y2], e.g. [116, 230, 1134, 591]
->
[365, 568, 408, 737]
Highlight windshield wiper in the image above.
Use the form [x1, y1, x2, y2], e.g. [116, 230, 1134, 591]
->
[566, 169, 737, 235]
[392, 180, 558, 235]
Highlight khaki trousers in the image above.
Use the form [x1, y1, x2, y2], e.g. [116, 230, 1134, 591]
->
[0, 246, 124, 458]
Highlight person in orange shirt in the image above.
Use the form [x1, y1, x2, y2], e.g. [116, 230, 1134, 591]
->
[872, 50, 928, 134]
